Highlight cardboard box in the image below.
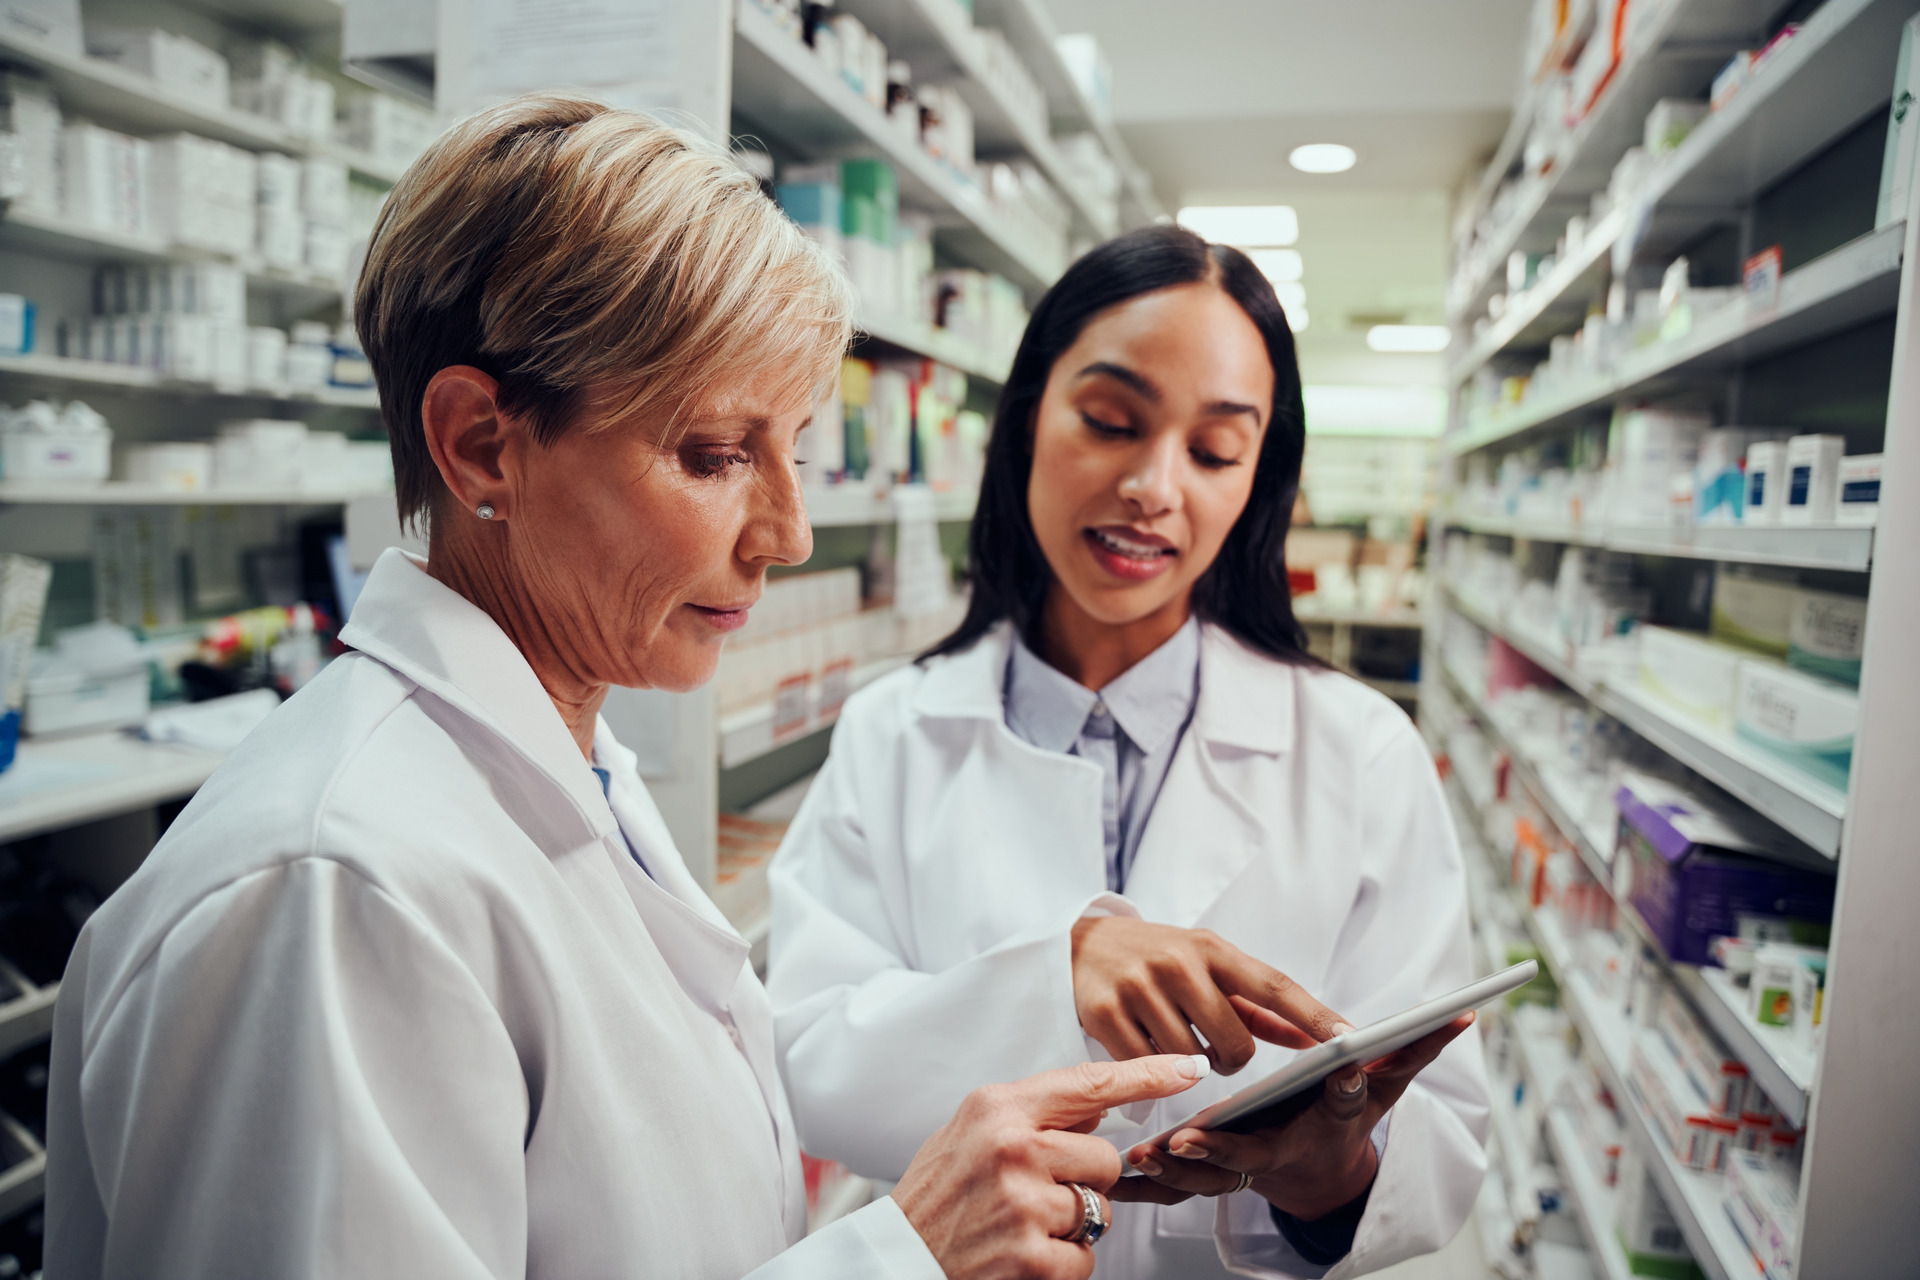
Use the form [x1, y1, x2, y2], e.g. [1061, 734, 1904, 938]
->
[1735, 659, 1858, 790]
[1744, 439, 1787, 524]
[1638, 626, 1742, 727]
[1787, 588, 1865, 686]
[1836, 453, 1881, 526]
[1614, 770, 1835, 966]
[1710, 572, 1794, 657]
[86, 25, 229, 113]
[1782, 434, 1843, 524]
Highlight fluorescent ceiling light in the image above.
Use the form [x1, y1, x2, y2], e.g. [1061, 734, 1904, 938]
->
[1289, 308, 1310, 333]
[1289, 143, 1357, 174]
[1273, 281, 1307, 313]
[1176, 204, 1298, 247]
[1366, 324, 1451, 353]
[1247, 248, 1303, 283]
[1302, 384, 1446, 437]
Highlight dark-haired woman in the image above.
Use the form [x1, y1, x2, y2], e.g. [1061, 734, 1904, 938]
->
[766, 226, 1488, 1280]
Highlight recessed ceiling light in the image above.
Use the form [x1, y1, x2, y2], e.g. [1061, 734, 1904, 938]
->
[1366, 324, 1451, 353]
[1247, 248, 1303, 283]
[1289, 143, 1357, 174]
[1176, 204, 1299, 247]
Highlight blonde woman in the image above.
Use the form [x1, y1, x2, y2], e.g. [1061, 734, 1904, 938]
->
[41, 97, 1224, 1280]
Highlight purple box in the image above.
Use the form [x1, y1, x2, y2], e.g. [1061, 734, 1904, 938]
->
[1613, 772, 1835, 966]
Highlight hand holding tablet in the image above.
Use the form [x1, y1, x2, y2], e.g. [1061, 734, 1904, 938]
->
[1114, 962, 1538, 1216]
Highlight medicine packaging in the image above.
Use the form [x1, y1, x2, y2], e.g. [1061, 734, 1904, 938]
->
[1787, 588, 1866, 686]
[1637, 625, 1741, 727]
[1743, 439, 1786, 524]
[1836, 452, 1881, 525]
[1734, 659, 1858, 790]
[1782, 433, 1844, 524]
[1709, 571, 1793, 657]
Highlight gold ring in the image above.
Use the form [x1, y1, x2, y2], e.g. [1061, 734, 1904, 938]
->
[1231, 1171, 1254, 1194]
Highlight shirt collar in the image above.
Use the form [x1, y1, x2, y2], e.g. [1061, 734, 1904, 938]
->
[1004, 615, 1201, 756]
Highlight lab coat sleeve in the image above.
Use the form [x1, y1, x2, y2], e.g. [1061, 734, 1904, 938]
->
[1214, 714, 1490, 1280]
[745, 1197, 943, 1280]
[62, 857, 533, 1280]
[767, 726, 1122, 1181]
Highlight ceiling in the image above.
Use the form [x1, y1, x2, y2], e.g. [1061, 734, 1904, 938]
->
[1041, 0, 1532, 387]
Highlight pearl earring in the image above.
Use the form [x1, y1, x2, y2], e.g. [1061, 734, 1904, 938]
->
[476, 503, 496, 520]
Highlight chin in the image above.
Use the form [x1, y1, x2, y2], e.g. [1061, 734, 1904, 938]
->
[1072, 579, 1186, 628]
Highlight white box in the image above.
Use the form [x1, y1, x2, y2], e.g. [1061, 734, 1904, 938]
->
[301, 156, 349, 226]
[247, 326, 288, 386]
[1, 0, 80, 53]
[1735, 659, 1858, 790]
[1789, 587, 1866, 686]
[1609, 408, 1710, 525]
[1782, 433, 1844, 524]
[123, 441, 213, 491]
[1639, 625, 1743, 728]
[1836, 452, 1881, 526]
[0, 293, 30, 354]
[149, 133, 256, 252]
[85, 25, 229, 113]
[0, 71, 62, 215]
[1, 430, 110, 483]
[1743, 439, 1787, 524]
[23, 664, 148, 735]
[342, 93, 438, 170]
[305, 222, 350, 275]
[62, 122, 152, 238]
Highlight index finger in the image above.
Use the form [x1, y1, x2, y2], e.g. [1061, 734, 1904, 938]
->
[1008, 1054, 1213, 1130]
[1210, 952, 1348, 1043]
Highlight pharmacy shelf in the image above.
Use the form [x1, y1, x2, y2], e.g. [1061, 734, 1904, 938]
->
[0, 27, 404, 184]
[1293, 605, 1426, 631]
[0, 730, 223, 845]
[1439, 512, 1877, 574]
[803, 482, 977, 527]
[829, 0, 1118, 241]
[1564, 973, 1760, 1280]
[1448, 0, 1768, 324]
[719, 655, 910, 768]
[1, 204, 346, 307]
[968, 0, 1164, 224]
[0, 480, 385, 505]
[1447, 222, 1905, 453]
[1455, 203, 1631, 377]
[1439, 659, 1816, 1128]
[732, 1, 1061, 295]
[1545, 1110, 1635, 1280]
[1442, 585, 1845, 857]
[855, 310, 1010, 384]
[0, 352, 380, 408]
[0, 981, 57, 1060]
[0, 1152, 45, 1223]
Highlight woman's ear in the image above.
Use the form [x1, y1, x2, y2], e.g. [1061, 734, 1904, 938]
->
[422, 366, 515, 519]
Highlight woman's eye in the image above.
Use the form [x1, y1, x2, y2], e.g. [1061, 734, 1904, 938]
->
[690, 450, 749, 476]
[1080, 412, 1131, 437]
[1190, 447, 1241, 471]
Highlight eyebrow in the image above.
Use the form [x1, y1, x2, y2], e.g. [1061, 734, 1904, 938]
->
[1076, 361, 1263, 424]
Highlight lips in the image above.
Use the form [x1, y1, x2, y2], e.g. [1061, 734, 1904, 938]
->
[1084, 526, 1177, 582]
[689, 603, 752, 632]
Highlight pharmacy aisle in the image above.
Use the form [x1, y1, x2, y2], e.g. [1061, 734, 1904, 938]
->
[1430, 0, 1920, 1275]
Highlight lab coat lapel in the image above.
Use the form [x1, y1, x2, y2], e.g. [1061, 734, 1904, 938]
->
[1122, 626, 1295, 927]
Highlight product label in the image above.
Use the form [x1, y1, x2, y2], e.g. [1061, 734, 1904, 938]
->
[1841, 478, 1881, 503]
[1788, 465, 1811, 506]
[1748, 470, 1766, 507]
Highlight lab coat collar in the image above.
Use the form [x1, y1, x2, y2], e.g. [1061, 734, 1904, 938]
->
[913, 619, 1296, 757]
[340, 549, 616, 844]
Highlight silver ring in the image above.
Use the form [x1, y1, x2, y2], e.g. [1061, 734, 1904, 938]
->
[1230, 1171, 1254, 1194]
[1063, 1182, 1108, 1246]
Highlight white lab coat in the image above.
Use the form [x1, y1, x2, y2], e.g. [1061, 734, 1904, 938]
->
[43, 549, 940, 1280]
[768, 621, 1489, 1280]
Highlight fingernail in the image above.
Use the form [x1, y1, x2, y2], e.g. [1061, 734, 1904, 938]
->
[1336, 1070, 1365, 1095]
[1179, 1054, 1211, 1080]
[1172, 1140, 1209, 1160]
[1132, 1154, 1164, 1176]
[1331, 1022, 1356, 1038]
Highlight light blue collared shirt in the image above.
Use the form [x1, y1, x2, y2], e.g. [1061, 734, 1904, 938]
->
[1003, 616, 1201, 892]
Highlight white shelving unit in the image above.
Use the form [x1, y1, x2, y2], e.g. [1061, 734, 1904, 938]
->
[1438, 0, 1920, 1271]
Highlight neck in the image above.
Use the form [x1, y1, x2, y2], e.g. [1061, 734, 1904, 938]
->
[1037, 588, 1192, 691]
[426, 514, 609, 760]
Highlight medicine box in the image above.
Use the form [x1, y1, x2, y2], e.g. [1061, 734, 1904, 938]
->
[1, 429, 110, 484]
[1787, 588, 1865, 686]
[1609, 408, 1710, 526]
[1744, 439, 1786, 524]
[1725, 1152, 1797, 1280]
[1614, 771, 1835, 966]
[1734, 659, 1858, 790]
[1782, 433, 1843, 524]
[22, 663, 148, 736]
[1749, 942, 1823, 1028]
[1710, 572, 1793, 657]
[1616, 1146, 1700, 1275]
[1628, 1031, 1735, 1173]
[1836, 452, 1881, 525]
[1637, 625, 1742, 727]
[85, 26, 230, 112]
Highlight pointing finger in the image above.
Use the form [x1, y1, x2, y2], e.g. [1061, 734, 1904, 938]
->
[1212, 953, 1348, 1043]
[1012, 1055, 1212, 1130]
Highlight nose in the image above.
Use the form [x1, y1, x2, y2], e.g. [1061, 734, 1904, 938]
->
[1117, 435, 1181, 517]
[740, 449, 813, 569]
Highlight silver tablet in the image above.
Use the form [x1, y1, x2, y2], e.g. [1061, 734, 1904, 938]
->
[1142, 960, 1538, 1150]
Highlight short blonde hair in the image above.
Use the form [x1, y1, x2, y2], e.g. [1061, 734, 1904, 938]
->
[356, 93, 853, 526]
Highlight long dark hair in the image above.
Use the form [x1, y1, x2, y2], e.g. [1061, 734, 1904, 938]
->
[923, 223, 1317, 666]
